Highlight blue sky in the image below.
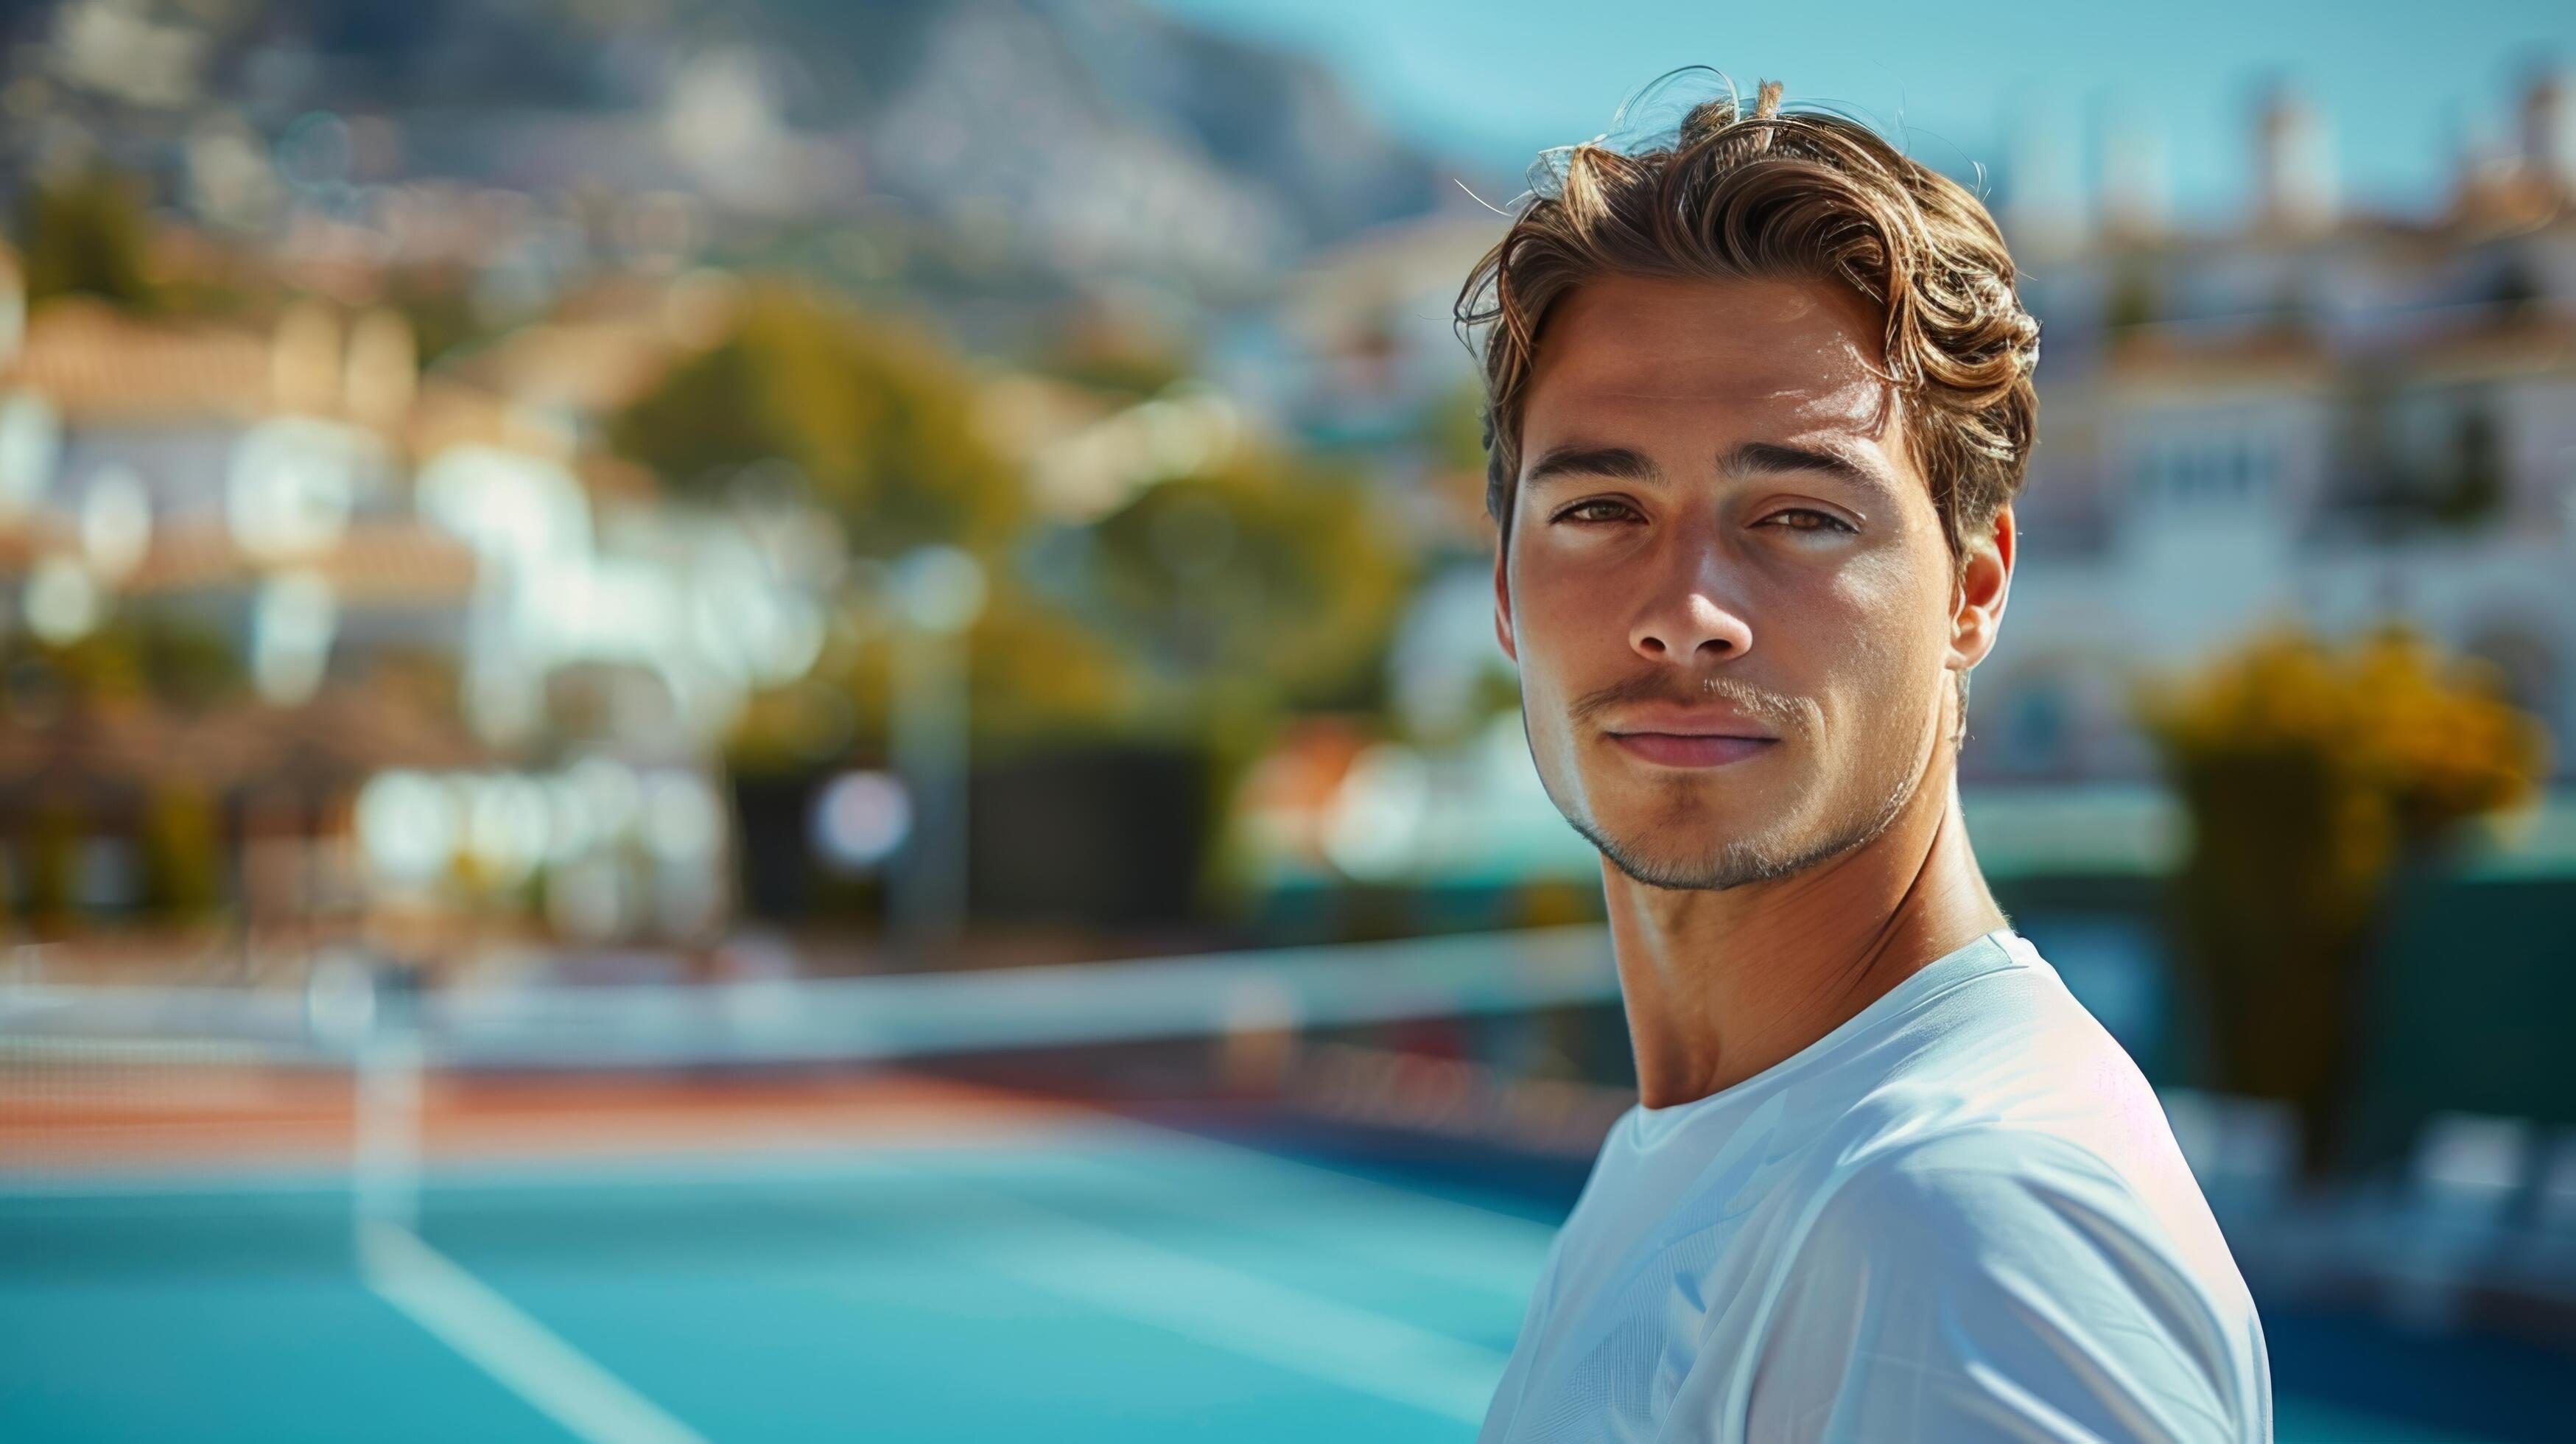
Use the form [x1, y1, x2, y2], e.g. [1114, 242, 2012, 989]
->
[1148, 0, 2575, 222]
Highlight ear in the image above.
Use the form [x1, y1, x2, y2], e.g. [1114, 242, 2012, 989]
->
[1492, 522, 1518, 665]
[1947, 503, 2014, 676]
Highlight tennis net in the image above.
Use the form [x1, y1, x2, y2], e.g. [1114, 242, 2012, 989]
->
[0, 926, 1638, 1205]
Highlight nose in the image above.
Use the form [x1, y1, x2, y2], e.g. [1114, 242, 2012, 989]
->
[1629, 555, 1753, 665]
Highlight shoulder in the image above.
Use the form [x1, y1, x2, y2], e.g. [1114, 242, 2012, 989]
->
[1742, 1129, 2269, 1443]
[1854, 942, 2202, 1193]
[1793, 1128, 2234, 1328]
[1806, 1126, 2167, 1250]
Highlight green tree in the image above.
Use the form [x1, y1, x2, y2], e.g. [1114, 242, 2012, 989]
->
[609, 280, 1025, 556]
[1036, 318, 1193, 402]
[15, 796, 81, 931]
[1084, 449, 1412, 726]
[2435, 403, 2505, 528]
[1421, 378, 1492, 478]
[2104, 262, 2157, 332]
[2139, 625, 2549, 1182]
[4, 612, 245, 713]
[17, 169, 158, 309]
[141, 785, 222, 921]
[1075, 446, 1415, 897]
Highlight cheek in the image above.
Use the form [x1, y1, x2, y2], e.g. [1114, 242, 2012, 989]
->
[1504, 545, 1633, 695]
[1805, 547, 1954, 713]
[1509, 542, 1618, 632]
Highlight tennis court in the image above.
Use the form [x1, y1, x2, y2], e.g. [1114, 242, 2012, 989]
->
[2, 1120, 1564, 1441]
[0, 933, 2549, 1442]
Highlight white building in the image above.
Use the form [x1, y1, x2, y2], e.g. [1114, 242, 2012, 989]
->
[0, 271, 842, 951]
[1973, 77, 2576, 782]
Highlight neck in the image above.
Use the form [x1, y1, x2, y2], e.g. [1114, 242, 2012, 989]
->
[1600, 751, 2005, 1110]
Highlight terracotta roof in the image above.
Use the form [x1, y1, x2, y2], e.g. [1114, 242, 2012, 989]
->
[2102, 325, 2337, 392]
[3, 300, 276, 424]
[4, 519, 482, 604]
[446, 315, 689, 418]
[303, 522, 481, 603]
[2102, 309, 2576, 393]
[2396, 312, 2576, 382]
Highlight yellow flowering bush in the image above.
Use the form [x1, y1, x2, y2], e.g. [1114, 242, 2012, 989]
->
[2137, 624, 2548, 1182]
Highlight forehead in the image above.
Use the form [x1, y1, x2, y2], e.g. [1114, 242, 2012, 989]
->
[1520, 273, 1903, 455]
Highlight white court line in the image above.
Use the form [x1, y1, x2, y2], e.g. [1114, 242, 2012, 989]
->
[361, 1222, 710, 1444]
[872, 1167, 1514, 1426]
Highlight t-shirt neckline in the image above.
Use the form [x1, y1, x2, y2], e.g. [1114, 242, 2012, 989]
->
[1627, 926, 2026, 1128]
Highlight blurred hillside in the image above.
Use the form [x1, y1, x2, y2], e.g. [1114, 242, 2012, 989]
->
[0, 0, 1459, 332]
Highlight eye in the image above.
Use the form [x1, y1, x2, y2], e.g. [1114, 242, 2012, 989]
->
[1555, 498, 1642, 525]
[1761, 508, 1858, 535]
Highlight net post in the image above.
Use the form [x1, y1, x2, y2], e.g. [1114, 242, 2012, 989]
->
[351, 960, 424, 1258]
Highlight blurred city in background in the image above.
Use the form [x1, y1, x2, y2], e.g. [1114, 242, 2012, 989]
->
[1, 1, 2573, 1440]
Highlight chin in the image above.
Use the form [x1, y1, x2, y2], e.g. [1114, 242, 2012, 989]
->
[1590, 799, 1885, 890]
[1587, 768, 1922, 891]
[1580, 824, 1791, 891]
[1590, 768, 1776, 835]
[1563, 765, 1849, 887]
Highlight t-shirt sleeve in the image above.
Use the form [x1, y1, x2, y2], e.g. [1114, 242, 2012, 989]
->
[1740, 1136, 2260, 1443]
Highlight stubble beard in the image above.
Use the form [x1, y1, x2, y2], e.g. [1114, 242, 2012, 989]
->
[1531, 667, 1947, 893]
[1563, 704, 1937, 892]
[1572, 763, 1919, 891]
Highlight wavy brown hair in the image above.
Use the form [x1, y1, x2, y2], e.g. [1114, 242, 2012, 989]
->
[1456, 78, 2041, 564]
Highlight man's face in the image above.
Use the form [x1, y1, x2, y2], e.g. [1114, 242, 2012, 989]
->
[1496, 273, 1998, 891]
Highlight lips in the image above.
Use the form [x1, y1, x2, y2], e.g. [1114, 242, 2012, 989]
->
[1601, 707, 1780, 769]
[1609, 732, 1778, 768]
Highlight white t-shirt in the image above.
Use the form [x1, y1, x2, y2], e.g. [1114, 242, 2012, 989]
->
[1478, 928, 2271, 1443]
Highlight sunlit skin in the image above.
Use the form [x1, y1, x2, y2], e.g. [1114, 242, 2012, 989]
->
[1494, 273, 2018, 1110]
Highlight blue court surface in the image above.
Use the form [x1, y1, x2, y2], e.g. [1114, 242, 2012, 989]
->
[0, 1117, 2540, 1442]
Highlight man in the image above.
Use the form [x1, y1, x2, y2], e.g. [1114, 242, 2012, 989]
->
[1460, 78, 2273, 1442]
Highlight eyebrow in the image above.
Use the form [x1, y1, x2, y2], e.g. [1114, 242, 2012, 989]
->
[1523, 440, 1898, 500]
[1523, 444, 1660, 487]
